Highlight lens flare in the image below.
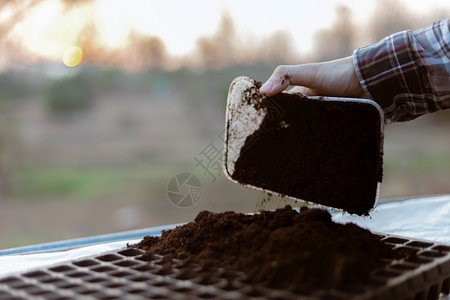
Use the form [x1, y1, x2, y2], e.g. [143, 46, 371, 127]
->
[62, 45, 84, 67]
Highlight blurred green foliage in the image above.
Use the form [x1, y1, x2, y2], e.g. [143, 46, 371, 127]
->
[0, 71, 43, 101]
[14, 167, 128, 199]
[0, 63, 281, 200]
[45, 74, 93, 113]
[86, 64, 277, 104]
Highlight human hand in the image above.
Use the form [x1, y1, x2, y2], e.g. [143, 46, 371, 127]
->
[259, 56, 368, 99]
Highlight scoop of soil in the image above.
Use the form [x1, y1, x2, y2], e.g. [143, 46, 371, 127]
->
[132, 206, 397, 291]
[229, 81, 383, 215]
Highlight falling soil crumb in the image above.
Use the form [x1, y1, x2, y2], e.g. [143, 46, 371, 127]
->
[254, 192, 301, 212]
[232, 84, 383, 215]
[255, 192, 274, 212]
[132, 206, 398, 291]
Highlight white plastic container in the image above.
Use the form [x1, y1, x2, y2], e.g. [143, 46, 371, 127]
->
[224, 76, 385, 214]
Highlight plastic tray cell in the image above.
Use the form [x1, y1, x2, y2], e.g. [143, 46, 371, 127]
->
[0, 233, 449, 299]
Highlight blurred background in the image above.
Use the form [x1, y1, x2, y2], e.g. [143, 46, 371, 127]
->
[0, 0, 449, 249]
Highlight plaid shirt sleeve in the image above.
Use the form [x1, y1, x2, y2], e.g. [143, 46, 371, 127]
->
[353, 18, 450, 123]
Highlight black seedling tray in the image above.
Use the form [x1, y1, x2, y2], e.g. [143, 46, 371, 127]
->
[0, 233, 449, 299]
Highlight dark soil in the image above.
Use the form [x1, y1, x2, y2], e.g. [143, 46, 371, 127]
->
[232, 83, 383, 215]
[132, 206, 398, 291]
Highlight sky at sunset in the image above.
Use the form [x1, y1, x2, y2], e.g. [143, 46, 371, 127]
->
[90, 0, 449, 55]
[0, 0, 448, 69]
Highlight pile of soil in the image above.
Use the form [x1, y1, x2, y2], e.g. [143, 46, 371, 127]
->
[232, 83, 383, 215]
[133, 206, 398, 291]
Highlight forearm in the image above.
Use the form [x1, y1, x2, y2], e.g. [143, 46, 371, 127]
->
[353, 18, 450, 123]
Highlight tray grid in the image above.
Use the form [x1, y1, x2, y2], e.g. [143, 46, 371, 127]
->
[0, 233, 449, 299]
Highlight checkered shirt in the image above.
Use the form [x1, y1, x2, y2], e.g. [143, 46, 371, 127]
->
[354, 18, 449, 123]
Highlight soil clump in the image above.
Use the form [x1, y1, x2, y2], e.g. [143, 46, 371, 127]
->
[133, 206, 397, 290]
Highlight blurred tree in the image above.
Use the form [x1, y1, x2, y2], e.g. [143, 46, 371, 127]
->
[367, 0, 449, 42]
[127, 31, 168, 70]
[313, 5, 356, 61]
[368, 0, 416, 41]
[195, 12, 299, 68]
[45, 73, 93, 114]
[196, 11, 237, 68]
[247, 30, 298, 65]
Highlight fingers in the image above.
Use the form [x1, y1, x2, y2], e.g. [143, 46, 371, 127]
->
[259, 65, 292, 96]
[289, 86, 318, 96]
[260, 64, 318, 97]
[259, 57, 367, 98]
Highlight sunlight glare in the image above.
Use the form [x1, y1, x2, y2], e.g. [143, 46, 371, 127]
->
[62, 45, 84, 67]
